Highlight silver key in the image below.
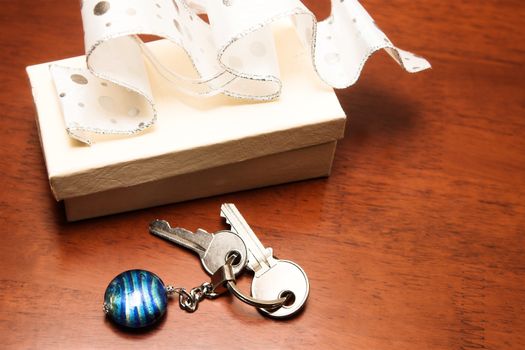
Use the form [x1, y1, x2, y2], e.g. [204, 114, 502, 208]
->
[220, 203, 309, 318]
[149, 219, 247, 276]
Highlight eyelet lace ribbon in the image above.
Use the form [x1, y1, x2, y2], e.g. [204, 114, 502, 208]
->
[50, 0, 430, 144]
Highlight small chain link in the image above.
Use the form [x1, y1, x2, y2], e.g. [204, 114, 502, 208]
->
[166, 282, 217, 313]
[164, 252, 241, 312]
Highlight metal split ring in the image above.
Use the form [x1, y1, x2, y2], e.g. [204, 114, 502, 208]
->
[212, 254, 288, 310]
[225, 281, 286, 310]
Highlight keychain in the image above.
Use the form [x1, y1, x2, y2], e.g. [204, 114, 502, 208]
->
[103, 204, 309, 328]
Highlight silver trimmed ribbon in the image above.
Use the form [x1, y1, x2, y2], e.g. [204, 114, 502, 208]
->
[50, 0, 430, 144]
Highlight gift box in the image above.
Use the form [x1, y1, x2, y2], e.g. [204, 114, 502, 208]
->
[27, 23, 346, 221]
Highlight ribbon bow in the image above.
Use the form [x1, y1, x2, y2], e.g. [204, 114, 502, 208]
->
[50, 0, 430, 144]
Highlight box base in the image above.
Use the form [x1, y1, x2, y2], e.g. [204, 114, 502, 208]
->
[64, 141, 337, 221]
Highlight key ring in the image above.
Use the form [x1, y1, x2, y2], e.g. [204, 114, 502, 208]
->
[211, 253, 287, 310]
[104, 205, 308, 329]
[226, 282, 286, 310]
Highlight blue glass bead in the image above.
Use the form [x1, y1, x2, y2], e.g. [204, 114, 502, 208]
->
[104, 269, 168, 328]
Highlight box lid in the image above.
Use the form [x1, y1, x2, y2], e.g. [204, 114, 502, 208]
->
[26, 21, 346, 200]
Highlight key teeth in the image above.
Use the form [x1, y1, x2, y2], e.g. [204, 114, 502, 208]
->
[149, 219, 172, 232]
[219, 213, 228, 222]
[219, 203, 234, 220]
[219, 212, 234, 230]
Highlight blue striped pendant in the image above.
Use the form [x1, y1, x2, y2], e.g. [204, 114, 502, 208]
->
[104, 269, 168, 328]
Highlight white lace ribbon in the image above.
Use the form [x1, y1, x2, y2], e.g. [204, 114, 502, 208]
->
[50, 0, 430, 144]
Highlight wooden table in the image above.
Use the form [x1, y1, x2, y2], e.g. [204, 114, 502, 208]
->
[1, 1, 524, 349]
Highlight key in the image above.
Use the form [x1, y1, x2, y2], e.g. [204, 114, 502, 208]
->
[149, 219, 248, 276]
[220, 203, 309, 318]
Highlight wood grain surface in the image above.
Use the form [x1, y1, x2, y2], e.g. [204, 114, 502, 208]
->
[1, 1, 524, 349]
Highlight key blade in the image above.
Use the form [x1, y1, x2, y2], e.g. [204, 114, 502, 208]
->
[149, 219, 212, 258]
[220, 204, 275, 273]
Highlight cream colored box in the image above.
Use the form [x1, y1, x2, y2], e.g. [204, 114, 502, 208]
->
[26, 24, 346, 221]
